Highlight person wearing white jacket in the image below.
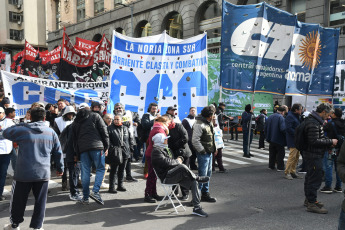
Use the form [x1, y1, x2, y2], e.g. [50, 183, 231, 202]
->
[0, 107, 15, 201]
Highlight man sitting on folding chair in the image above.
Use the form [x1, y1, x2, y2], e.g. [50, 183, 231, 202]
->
[151, 133, 209, 217]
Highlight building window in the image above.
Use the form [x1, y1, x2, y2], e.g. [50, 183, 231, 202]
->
[77, 0, 85, 22]
[94, 0, 104, 15]
[8, 0, 18, 5]
[165, 13, 183, 39]
[9, 11, 23, 23]
[135, 21, 152, 37]
[10, 29, 24, 40]
[291, 0, 306, 22]
[330, 0, 345, 27]
[55, 0, 60, 30]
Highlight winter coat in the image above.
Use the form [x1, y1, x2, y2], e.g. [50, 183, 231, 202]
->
[323, 118, 345, 141]
[182, 115, 195, 142]
[151, 146, 180, 181]
[59, 124, 77, 163]
[168, 123, 192, 159]
[241, 111, 253, 132]
[285, 111, 301, 148]
[192, 115, 216, 154]
[72, 109, 109, 154]
[145, 122, 167, 158]
[3, 121, 64, 182]
[303, 111, 333, 159]
[107, 123, 134, 159]
[216, 107, 227, 130]
[264, 112, 287, 146]
[256, 113, 267, 132]
[141, 113, 157, 142]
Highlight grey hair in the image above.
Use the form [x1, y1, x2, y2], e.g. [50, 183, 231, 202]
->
[114, 103, 125, 110]
[316, 102, 334, 113]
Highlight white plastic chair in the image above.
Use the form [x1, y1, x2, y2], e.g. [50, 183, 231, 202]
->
[154, 169, 186, 214]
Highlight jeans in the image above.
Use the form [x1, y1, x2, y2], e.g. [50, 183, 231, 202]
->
[0, 154, 11, 196]
[304, 157, 323, 203]
[67, 162, 80, 196]
[242, 130, 253, 156]
[339, 209, 345, 230]
[323, 152, 342, 189]
[197, 153, 212, 193]
[133, 137, 143, 160]
[80, 150, 105, 199]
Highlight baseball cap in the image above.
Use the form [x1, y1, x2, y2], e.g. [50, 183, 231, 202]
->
[167, 106, 177, 111]
[152, 133, 170, 144]
[79, 103, 89, 110]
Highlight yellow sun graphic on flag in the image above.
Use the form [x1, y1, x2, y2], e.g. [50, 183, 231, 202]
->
[298, 31, 322, 70]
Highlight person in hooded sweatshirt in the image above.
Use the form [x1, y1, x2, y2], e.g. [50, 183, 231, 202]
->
[53, 106, 77, 191]
[3, 107, 63, 230]
[107, 114, 134, 194]
[182, 107, 198, 170]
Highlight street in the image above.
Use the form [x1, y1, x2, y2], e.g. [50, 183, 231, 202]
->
[0, 137, 343, 230]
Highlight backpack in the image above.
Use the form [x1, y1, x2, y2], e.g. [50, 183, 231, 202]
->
[331, 122, 345, 149]
[294, 119, 307, 151]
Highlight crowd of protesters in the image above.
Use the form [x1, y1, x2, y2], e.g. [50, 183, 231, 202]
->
[2, 98, 345, 228]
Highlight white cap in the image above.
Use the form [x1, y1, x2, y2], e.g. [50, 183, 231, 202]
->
[152, 133, 169, 144]
[62, 105, 76, 116]
[79, 103, 89, 110]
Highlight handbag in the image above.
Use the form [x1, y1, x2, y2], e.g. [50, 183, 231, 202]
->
[105, 126, 124, 165]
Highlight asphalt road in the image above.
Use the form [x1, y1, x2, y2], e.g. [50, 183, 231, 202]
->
[0, 138, 343, 229]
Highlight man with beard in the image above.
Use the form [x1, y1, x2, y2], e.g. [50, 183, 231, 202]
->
[113, 103, 139, 182]
[182, 107, 198, 170]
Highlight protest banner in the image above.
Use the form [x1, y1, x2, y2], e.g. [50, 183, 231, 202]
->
[60, 32, 111, 82]
[1, 71, 110, 118]
[221, 1, 339, 96]
[108, 31, 208, 120]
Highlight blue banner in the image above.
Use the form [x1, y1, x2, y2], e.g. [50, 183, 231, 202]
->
[285, 22, 340, 96]
[221, 1, 340, 96]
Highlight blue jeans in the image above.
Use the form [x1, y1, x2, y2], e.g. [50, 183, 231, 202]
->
[0, 154, 11, 196]
[339, 209, 345, 230]
[243, 130, 253, 156]
[80, 150, 105, 199]
[197, 153, 212, 193]
[323, 152, 342, 188]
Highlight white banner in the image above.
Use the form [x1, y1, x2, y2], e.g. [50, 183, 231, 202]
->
[108, 31, 208, 119]
[1, 71, 110, 118]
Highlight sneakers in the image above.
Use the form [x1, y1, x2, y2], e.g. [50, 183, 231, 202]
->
[117, 186, 127, 192]
[181, 195, 189, 201]
[192, 206, 208, 217]
[284, 174, 293, 180]
[196, 176, 210, 183]
[69, 193, 82, 201]
[77, 198, 90, 205]
[89, 192, 104, 205]
[201, 193, 217, 203]
[3, 224, 20, 230]
[144, 195, 156, 203]
[100, 183, 109, 189]
[304, 199, 324, 208]
[334, 187, 343, 193]
[126, 177, 138, 182]
[291, 173, 303, 179]
[320, 187, 333, 194]
[306, 202, 328, 214]
[276, 168, 285, 172]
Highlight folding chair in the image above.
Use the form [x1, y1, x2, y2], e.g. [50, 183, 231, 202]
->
[154, 169, 186, 214]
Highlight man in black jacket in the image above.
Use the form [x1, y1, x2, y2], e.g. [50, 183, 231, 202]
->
[182, 107, 198, 170]
[151, 133, 209, 217]
[141, 103, 159, 143]
[321, 107, 345, 193]
[72, 107, 109, 205]
[303, 103, 337, 214]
